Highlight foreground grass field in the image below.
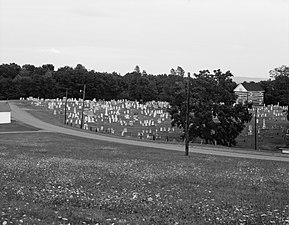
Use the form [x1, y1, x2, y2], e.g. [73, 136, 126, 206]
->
[1, 131, 289, 224]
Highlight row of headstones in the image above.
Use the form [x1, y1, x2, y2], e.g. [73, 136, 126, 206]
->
[46, 99, 287, 126]
[121, 127, 176, 141]
[25, 97, 287, 113]
[25, 97, 169, 112]
[46, 98, 170, 110]
[49, 98, 170, 117]
[254, 113, 287, 120]
[64, 119, 175, 139]
[51, 103, 284, 122]
[64, 111, 167, 127]
[48, 98, 171, 128]
[247, 121, 287, 136]
[250, 105, 288, 118]
[257, 104, 288, 111]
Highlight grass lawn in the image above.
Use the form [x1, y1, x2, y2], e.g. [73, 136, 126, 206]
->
[1, 132, 289, 224]
[0, 120, 40, 132]
[14, 101, 69, 130]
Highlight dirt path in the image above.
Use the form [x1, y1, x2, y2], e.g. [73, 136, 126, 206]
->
[8, 102, 289, 162]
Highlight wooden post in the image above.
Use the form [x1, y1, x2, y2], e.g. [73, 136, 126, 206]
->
[185, 72, 191, 156]
[254, 106, 257, 150]
[80, 84, 86, 129]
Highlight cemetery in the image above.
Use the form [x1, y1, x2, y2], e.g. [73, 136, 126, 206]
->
[22, 97, 289, 151]
[237, 104, 289, 150]
[22, 97, 184, 142]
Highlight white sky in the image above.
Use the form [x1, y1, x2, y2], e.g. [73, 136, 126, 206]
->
[0, 0, 288, 77]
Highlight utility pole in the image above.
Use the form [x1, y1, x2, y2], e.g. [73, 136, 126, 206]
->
[185, 72, 191, 156]
[64, 88, 68, 125]
[80, 84, 86, 129]
[254, 106, 257, 150]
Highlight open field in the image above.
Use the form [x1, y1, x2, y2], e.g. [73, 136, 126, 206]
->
[1, 130, 289, 224]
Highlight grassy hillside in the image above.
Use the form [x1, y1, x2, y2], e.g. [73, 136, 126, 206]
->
[1, 130, 289, 224]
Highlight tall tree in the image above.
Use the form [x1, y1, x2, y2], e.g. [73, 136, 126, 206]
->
[269, 65, 289, 79]
[169, 69, 252, 146]
[260, 65, 289, 106]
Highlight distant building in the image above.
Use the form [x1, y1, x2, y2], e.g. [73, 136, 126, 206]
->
[0, 101, 11, 124]
[234, 82, 265, 105]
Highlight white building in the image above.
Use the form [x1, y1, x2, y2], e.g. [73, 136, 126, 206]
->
[234, 82, 265, 105]
[0, 101, 11, 124]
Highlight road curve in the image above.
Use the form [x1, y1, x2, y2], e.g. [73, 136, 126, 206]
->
[8, 102, 289, 162]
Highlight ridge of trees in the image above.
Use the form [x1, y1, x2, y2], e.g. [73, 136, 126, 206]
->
[0, 63, 188, 102]
[1, 63, 288, 106]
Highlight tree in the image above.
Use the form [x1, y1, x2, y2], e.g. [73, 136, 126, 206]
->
[169, 69, 252, 147]
[121, 72, 158, 102]
[269, 65, 289, 79]
[22, 64, 36, 75]
[134, 65, 140, 73]
[0, 76, 9, 99]
[157, 74, 185, 102]
[261, 65, 289, 106]
[0, 63, 21, 79]
[176, 66, 185, 77]
[213, 103, 252, 146]
[42, 64, 54, 72]
[170, 68, 176, 76]
[170, 67, 185, 76]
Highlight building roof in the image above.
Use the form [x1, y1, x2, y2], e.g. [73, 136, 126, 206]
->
[0, 102, 11, 112]
[234, 82, 264, 92]
[241, 82, 264, 92]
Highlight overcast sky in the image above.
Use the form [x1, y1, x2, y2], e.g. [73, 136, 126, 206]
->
[0, 0, 288, 78]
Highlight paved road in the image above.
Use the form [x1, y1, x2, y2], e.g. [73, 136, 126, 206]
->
[9, 102, 289, 162]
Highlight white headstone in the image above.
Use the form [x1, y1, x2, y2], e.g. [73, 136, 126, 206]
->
[262, 118, 266, 129]
[248, 125, 253, 135]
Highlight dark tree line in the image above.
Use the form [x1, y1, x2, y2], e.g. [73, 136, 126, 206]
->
[0, 63, 185, 102]
[1, 63, 288, 106]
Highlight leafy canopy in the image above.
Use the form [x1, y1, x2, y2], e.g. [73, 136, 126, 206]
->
[169, 69, 252, 147]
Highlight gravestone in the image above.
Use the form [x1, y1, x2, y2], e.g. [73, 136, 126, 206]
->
[248, 125, 253, 135]
[262, 118, 266, 129]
